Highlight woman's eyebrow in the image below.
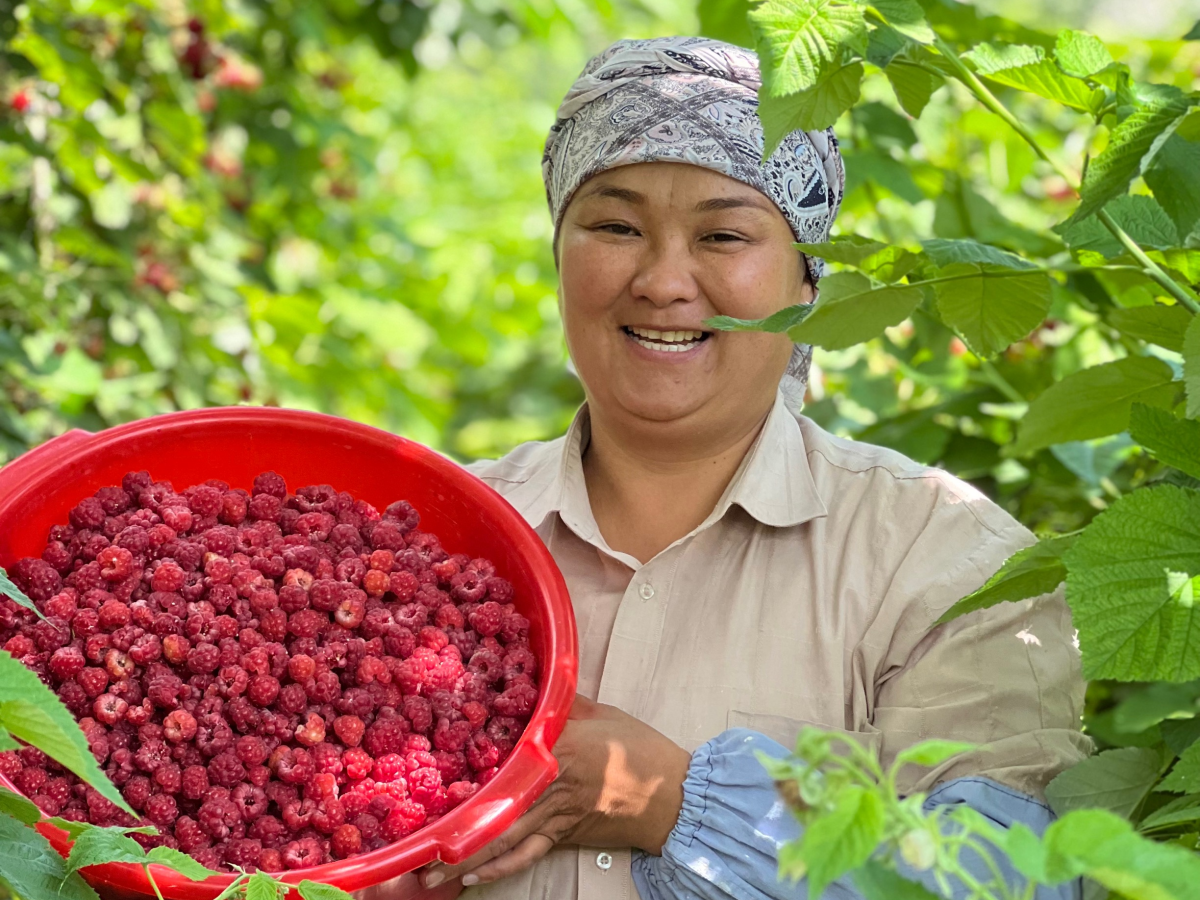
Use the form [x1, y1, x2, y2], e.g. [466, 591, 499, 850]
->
[578, 184, 771, 214]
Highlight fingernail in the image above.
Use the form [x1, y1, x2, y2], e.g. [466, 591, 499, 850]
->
[425, 871, 444, 887]
[461, 875, 480, 886]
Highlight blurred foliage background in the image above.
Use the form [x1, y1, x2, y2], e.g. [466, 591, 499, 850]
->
[0, 0, 1197, 549]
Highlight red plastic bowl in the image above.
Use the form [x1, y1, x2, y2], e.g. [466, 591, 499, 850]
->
[0, 407, 578, 900]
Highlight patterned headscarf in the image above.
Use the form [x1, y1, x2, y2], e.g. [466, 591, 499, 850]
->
[542, 36, 846, 411]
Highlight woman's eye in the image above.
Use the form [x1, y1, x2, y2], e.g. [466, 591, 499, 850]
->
[706, 232, 743, 243]
[598, 223, 637, 235]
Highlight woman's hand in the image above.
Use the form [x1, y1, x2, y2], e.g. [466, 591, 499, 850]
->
[419, 695, 691, 889]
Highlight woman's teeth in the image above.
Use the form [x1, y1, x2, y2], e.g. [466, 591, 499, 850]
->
[625, 327, 708, 353]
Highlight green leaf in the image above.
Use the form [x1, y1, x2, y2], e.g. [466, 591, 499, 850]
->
[1139, 793, 1200, 831]
[1042, 808, 1200, 896]
[1163, 718, 1200, 755]
[865, 22, 908, 67]
[0, 726, 18, 750]
[1130, 403, 1200, 479]
[1069, 85, 1193, 225]
[0, 811, 100, 900]
[894, 739, 976, 767]
[1145, 136, 1200, 241]
[0, 566, 45, 620]
[1185, 20, 1200, 40]
[1052, 434, 1137, 487]
[1112, 680, 1200, 732]
[800, 785, 884, 899]
[1058, 195, 1179, 258]
[1044, 748, 1162, 818]
[921, 238, 1036, 269]
[1064, 484, 1200, 682]
[0, 653, 134, 816]
[247, 871, 283, 900]
[884, 59, 943, 117]
[759, 62, 864, 153]
[1185, 315, 1200, 419]
[867, 0, 933, 43]
[65, 825, 148, 874]
[788, 271, 924, 349]
[1054, 30, 1114, 78]
[937, 533, 1077, 625]
[1161, 741, 1200, 793]
[962, 42, 1045, 74]
[706, 304, 813, 333]
[1011, 356, 1179, 455]
[1108, 303, 1192, 352]
[795, 234, 887, 266]
[145, 846, 219, 882]
[981, 59, 1097, 112]
[750, 0, 869, 96]
[0, 784, 43, 825]
[933, 264, 1053, 356]
[297, 880, 357, 900]
[853, 859, 941, 900]
[698, 0, 756, 47]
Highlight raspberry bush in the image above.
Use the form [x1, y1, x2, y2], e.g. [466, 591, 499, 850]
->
[0, 469, 540, 880]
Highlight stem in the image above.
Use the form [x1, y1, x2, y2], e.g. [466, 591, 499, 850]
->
[930, 35, 1200, 315]
[213, 873, 250, 900]
[977, 359, 1026, 404]
[144, 866, 166, 900]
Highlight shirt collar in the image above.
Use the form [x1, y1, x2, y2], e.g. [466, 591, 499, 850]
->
[518, 390, 827, 537]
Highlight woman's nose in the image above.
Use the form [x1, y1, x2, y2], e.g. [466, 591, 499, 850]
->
[629, 240, 701, 308]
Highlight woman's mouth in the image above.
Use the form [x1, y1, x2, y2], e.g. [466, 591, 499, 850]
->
[622, 327, 710, 353]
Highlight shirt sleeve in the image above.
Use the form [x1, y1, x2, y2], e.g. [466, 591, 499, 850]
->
[631, 729, 1079, 900]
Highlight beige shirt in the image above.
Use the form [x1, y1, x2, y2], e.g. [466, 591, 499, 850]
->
[462, 390, 1089, 900]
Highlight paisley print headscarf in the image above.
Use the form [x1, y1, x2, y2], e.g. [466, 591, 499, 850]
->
[541, 36, 847, 411]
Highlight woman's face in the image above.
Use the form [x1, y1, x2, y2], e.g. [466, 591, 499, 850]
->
[557, 161, 814, 436]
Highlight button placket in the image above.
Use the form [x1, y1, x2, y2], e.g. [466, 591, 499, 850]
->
[638, 581, 655, 600]
[595, 851, 613, 871]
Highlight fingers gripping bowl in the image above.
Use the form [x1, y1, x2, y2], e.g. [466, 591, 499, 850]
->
[0, 408, 578, 900]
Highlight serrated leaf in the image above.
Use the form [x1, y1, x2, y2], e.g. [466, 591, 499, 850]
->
[962, 42, 1044, 75]
[0, 784, 43, 825]
[981, 59, 1097, 112]
[0, 810, 100, 900]
[1145, 136, 1200, 241]
[853, 859, 941, 900]
[1045, 748, 1162, 818]
[65, 825, 148, 874]
[1185, 315, 1200, 419]
[750, 0, 869, 96]
[145, 846, 219, 882]
[884, 59, 943, 117]
[760, 61, 863, 154]
[698, 0, 756, 47]
[1163, 718, 1200, 755]
[1139, 793, 1200, 831]
[1052, 434, 1136, 487]
[1064, 485, 1200, 682]
[1011, 356, 1179, 455]
[1161, 742, 1200, 793]
[799, 785, 884, 900]
[706, 303, 813, 333]
[937, 533, 1077, 625]
[1058, 195, 1179, 258]
[795, 234, 886, 266]
[1069, 85, 1193, 225]
[865, 22, 907, 67]
[1055, 30, 1113, 78]
[0, 566, 45, 620]
[1108, 303, 1192, 352]
[922, 238, 1036, 269]
[867, 0, 932, 43]
[1112, 680, 1200, 732]
[0, 653, 134, 816]
[0, 726, 18, 750]
[895, 739, 975, 767]
[1129, 403, 1200, 479]
[933, 264, 1052, 356]
[297, 879, 357, 900]
[788, 271, 924, 349]
[247, 871, 283, 900]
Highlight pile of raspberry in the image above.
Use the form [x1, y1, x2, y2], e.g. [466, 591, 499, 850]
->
[0, 470, 540, 872]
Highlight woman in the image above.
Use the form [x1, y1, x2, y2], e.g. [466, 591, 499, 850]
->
[416, 36, 1087, 899]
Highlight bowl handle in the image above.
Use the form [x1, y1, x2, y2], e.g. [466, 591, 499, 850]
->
[433, 725, 560, 865]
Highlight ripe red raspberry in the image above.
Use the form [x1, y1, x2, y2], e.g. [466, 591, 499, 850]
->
[185, 642, 220, 675]
[16, 766, 49, 795]
[462, 701, 488, 730]
[281, 836, 324, 870]
[306, 670, 341, 704]
[294, 713, 326, 747]
[223, 836, 264, 868]
[333, 715, 364, 748]
[334, 594, 366, 629]
[252, 471, 287, 499]
[364, 716, 408, 758]
[154, 763, 183, 794]
[197, 797, 240, 840]
[231, 782, 269, 821]
[229, 734, 267, 767]
[286, 653, 315, 682]
[371, 753, 406, 783]
[468, 602, 504, 637]
[75, 666, 109, 698]
[145, 793, 178, 827]
[446, 781, 478, 809]
[97, 546, 135, 582]
[433, 718, 472, 753]
[123, 776, 153, 812]
[380, 800, 426, 840]
[93, 693, 129, 726]
[173, 815, 211, 852]
[388, 571, 419, 604]
[493, 682, 538, 718]
[466, 732, 499, 771]
[273, 747, 315, 785]
[342, 748, 374, 781]
[134, 740, 171, 774]
[151, 562, 186, 593]
[246, 674, 281, 707]
[360, 569, 389, 599]
[48, 646, 86, 681]
[288, 609, 326, 639]
[431, 750, 467, 786]
[274, 682, 307, 715]
[331, 823, 361, 858]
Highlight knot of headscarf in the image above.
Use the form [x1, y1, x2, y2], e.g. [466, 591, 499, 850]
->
[541, 36, 846, 413]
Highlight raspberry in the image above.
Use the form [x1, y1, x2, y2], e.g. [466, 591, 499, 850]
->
[380, 800, 425, 840]
[431, 751, 467, 786]
[198, 797, 240, 840]
[466, 733, 499, 771]
[281, 837, 324, 870]
[16, 766, 49, 795]
[342, 748, 374, 781]
[232, 782, 269, 820]
[494, 682, 538, 718]
[333, 715, 364, 747]
[388, 571, 419, 603]
[468, 602, 504, 637]
[274, 747, 315, 785]
[364, 716, 408, 758]
[223, 837, 263, 868]
[93, 693, 129, 726]
[48, 646, 86, 681]
[174, 816, 210, 852]
[334, 593, 366, 628]
[446, 781, 478, 809]
[361, 569, 389, 599]
[152, 562, 186, 593]
[253, 471, 288, 499]
[154, 763, 183, 794]
[258, 848, 283, 871]
[234, 734, 268, 766]
[247, 674, 281, 707]
[97, 546, 135, 581]
[433, 718, 472, 753]
[145, 793, 178, 827]
[275, 682, 307, 715]
[331, 823, 361, 858]
[186, 642, 221, 674]
[288, 609, 326, 639]
[294, 713, 326, 747]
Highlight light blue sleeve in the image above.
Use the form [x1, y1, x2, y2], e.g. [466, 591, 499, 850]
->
[631, 729, 1080, 900]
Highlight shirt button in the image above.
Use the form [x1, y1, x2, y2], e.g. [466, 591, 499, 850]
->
[638, 582, 655, 601]
[596, 851, 613, 871]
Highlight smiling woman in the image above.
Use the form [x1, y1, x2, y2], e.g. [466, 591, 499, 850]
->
[379, 35, 1089, 900]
